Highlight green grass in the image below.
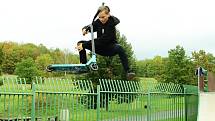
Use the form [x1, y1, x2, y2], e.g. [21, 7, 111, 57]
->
[0, 93, 186, 120]
[140, 77, 157, 82]
[0, 74, 18, 78]
[0, 77, 195, 120]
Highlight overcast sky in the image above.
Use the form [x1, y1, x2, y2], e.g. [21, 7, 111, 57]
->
[0, 0, 215, 60]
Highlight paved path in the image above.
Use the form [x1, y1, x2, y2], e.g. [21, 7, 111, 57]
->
[198, 92, 215, 121]
[102, 110, 184, 121]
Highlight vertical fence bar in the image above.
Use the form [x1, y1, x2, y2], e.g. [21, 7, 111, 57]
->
[8, 95, 10, 121]
[31, 83, 35, 121]
[97, 85, 100, 121]
[184, 88, 188, 121]
[17, 95, 20, 120]
[96, 85, 100, 121]
[12, 94, 14, 121]
[147, 92, 151, 121]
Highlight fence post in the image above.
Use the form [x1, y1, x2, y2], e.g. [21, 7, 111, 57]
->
[31, 82, 36, 121]
[97, 85, 100, 121]
[147, 92, 151, 121]
[184, 88, 188, 121]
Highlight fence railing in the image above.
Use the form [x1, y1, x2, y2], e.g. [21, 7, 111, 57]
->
[0, 77, 198, 121]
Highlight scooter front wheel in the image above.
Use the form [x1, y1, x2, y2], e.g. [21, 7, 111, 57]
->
[89, 63, 98, 71]
[46, 65, 54, 72]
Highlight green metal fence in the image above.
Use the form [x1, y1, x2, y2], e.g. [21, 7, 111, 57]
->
[0, 77, 198, 121]
[0, 78, 33, 121]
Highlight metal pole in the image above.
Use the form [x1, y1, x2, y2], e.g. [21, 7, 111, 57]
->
[147, 92, 151, 121]
[197, 67, 201, 121]
[64, 49, 68, 76]
[97, 85, 100, 121]
[197, 67, 200, 93]
[184, 88, 188, 121]
[31, 82, 36, 121]
[90, 24, 95, 55]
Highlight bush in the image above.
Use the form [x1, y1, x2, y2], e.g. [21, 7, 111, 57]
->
[15, 58, 40, 84]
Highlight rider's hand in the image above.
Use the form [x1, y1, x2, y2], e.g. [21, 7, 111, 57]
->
[75, 43, 83, 52]
[82, 29, 88, 36]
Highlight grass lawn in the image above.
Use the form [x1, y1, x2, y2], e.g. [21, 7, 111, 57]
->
[0, 76, 193, 120]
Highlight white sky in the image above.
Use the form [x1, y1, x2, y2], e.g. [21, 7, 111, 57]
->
[0, 0, 215, 60]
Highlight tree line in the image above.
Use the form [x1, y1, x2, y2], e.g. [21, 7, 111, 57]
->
[136, 45, 215, 85]
[1, 36, 215, 86]
[0, 41, 79, 78]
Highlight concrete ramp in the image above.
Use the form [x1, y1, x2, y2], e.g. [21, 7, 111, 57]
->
[198, 92, 215, 121]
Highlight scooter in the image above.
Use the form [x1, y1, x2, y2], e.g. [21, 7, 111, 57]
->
[46, 24, 98, 73]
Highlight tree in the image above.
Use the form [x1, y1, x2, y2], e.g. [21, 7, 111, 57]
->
[38, 44, 50, 54]
[35, 54, 54, 77]
[0, 43, 3, 75]
[0, 41, 86, 77]
[136, 56, 166, 81]
[192, 50, 215, 73]
[136, 60, 148, 77]
[163, 45, 195, 85]
[137, 59, 155, 78]
[50, 48, 65, 64]
[15, 58, 40, 83]
[1, 42, 19, 74]
[151, 56, 166, 81]
[21, 43, 41, 60]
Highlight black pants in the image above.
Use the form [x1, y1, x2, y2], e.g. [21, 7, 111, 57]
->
[77, 40, 130, 72]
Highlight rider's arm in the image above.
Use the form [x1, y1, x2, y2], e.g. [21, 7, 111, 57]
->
[111, 16, 120, 26]
[82, 21, 98, 35]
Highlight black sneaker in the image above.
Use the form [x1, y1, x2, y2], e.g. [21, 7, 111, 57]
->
[127, 72, 135, 80]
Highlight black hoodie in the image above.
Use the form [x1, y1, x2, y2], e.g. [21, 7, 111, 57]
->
[82, 16, 120, 48]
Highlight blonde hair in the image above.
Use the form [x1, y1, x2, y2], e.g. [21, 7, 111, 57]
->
[98, 3, 110, 14]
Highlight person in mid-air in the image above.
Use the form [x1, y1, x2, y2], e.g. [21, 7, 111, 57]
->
[76, 3, 135, 79]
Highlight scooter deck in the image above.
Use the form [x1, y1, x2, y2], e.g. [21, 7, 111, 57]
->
[46, 64, 89, 73]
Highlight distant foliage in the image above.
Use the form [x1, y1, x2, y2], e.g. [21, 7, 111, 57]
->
[0, 41, 79, 77]
[163, 45, 195, 85]
[1, 40, 215, 86]
[35, 54, 54, 77]
[15, 58, 40, 84]
[137, 45, 215, 85]
[192, 50, 215, 73]
[0, 43, 3, 75]
[136, 56, 166, 81]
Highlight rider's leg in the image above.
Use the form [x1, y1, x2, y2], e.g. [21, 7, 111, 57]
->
[111, 44, 130, 72]
[98, 44, 135, 79]
[111, 44, 135, 79]
[77, 40, 92, 64]
[96, 44, 132, 73]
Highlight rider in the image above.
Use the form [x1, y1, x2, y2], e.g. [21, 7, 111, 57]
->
[76, 4, 135, 79]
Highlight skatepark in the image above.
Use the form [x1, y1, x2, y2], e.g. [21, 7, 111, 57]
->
[197, 69, 215, 121]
